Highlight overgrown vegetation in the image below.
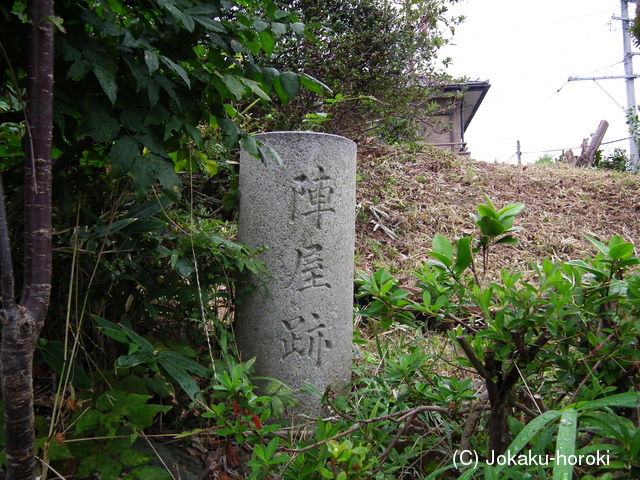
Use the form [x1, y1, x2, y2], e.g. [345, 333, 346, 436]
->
[2, 0, 640, 479]
[258, 0, 464, 140]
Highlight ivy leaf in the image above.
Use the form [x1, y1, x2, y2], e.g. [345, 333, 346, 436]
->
[120, 449, 153, 468]
[93, 65, 118, 105]
[127, 404, 171, 430]
[129, 466, 173, 480]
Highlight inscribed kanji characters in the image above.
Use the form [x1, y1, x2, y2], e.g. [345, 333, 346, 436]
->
[290, 166, 336, 229]
[281, 314, 332, 366]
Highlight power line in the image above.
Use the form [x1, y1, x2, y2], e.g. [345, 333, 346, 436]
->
[519, 137, 631, 156]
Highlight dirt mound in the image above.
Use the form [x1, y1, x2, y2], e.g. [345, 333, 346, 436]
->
[355, 141, 640, 282]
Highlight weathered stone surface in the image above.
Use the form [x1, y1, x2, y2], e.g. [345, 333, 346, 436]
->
[236, 132, 356, 418]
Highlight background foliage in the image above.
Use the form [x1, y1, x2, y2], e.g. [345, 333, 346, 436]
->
[2, 0, 640, 479]
[255, 0, 463, 140]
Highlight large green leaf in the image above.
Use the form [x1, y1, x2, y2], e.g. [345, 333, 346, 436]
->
[218, 118, 240, 149]
[553, 408, 577, 480]
[575, 391, 640, 411]
[159, 351, 210, 377]
[257, 141, 284, 166]
[81, 109, 120, 143]
[431, 233, 453, 262]
[159, 356, 203, 402]
[478, 216, 506, 237]
[453, 236, 473, 275]
[259, 30, 275, 55]
[143, 49, 159, 73]
[497, 202, 525, 220]
[109, 136, 139, 176]
[160, 55, 191, 87]
[608, 242, 634, 260]
[125, 196, 173, 219]
[299, 72, 332, 95]
[222, 73, 248, 100]
[477, 204, 497, 219]
[274, 72, 300, 105]
[494, 410, 562, 475]
[37, 340, 92, 390]
[131, 155, 181, 201]
[239, 77, 271, 101]
[93, 65, 118, 104]
[583, 234, 610, 257]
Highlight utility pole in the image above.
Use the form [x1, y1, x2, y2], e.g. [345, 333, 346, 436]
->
[621, 0, 638, 163]
[567, 0, 639, 165]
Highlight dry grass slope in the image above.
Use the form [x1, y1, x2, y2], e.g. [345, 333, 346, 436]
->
[355, 142, 640, 282]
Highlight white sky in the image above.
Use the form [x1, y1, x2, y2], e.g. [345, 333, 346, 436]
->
[438, 0, 639, 164]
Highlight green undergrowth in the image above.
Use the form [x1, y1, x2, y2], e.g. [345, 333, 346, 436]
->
[4, 188, 640, 480]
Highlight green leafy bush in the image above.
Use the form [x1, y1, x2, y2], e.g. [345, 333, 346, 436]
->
[352, 195, 640, 479]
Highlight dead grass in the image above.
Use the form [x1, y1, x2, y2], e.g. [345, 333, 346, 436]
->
[355, 141, 640, 282]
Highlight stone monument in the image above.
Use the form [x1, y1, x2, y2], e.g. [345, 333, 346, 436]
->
[236, 132, 356, 418]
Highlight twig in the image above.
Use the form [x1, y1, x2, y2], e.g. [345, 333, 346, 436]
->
[372, 410, 419, 475]
[568, 358, 603, 405]
[281, 404, 452, 455]
[446, 313, 478, 334]
[460, 398, 489, 451]
[456, 336, 489, 379]
[510, 401, 540, 419]
[612, 363, 640, 387]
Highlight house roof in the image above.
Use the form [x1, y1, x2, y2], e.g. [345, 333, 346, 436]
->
[443, 80, 491, 133]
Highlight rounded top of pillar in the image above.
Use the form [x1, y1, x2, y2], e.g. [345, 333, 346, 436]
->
[254, 131, 356, 147]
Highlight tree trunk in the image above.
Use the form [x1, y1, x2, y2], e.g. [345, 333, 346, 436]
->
[487, 391, 511, 457]
[0, 0, 54, 478]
